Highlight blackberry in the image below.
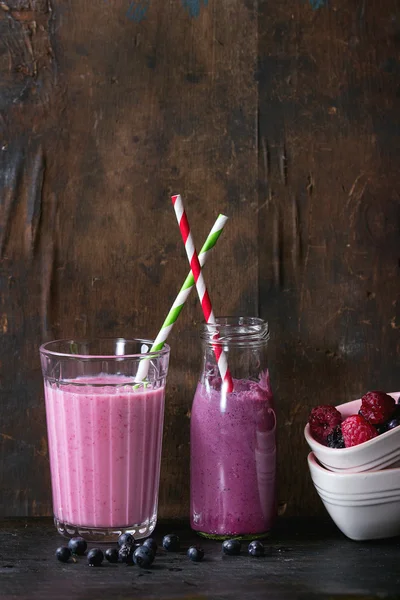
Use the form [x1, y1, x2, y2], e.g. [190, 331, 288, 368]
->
[326, 425, 345, 448]
[118, 533, 135, 548]
[118, 543, 134, 564]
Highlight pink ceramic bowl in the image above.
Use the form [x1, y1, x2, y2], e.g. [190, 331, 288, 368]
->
[308, 452, 400, 540]
[304, 392, 400, 473]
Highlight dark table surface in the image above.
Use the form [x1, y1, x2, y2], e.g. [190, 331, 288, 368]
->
[1, 517, 400, 599]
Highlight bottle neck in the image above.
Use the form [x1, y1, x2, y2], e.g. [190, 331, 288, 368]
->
[200, 317, 269, 349]
[199, 317, 270, 385]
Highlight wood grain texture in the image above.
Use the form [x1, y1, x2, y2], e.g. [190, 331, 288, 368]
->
[0, 0, 399, 519]
[0, 0, 258, 517]
[0, 0, 57, 516]
[258, 0, 400, 514]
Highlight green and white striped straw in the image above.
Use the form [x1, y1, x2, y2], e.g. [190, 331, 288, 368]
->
[135, 213, 228, 383]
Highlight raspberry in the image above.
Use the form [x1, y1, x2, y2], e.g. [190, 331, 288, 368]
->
[359, 391, 396, 425]
[341, 415, 378, 447]
[326, 425, 345, 448]
[308, 405, 342, 444]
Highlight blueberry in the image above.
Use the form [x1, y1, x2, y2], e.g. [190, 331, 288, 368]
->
[105, 548, 119, 563]
[387, 417, 400, 430]
[118, 543, 135, 564]
[68, 536, 87, 556]
[87, 548, 104, 567]
[162, 534, 180, 552]
[187, 546, 204, 562]
[143, 537, 157, 554]
[56, 546, 71, 563]
[248, 540, 265, 557]
[133, 545, 155, 568]
[375, 422, 389, 434]
[222, 539, 241, 556]
[118, 533, 135, 548]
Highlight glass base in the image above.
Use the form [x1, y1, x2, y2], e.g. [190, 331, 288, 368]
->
[195, 530, 271, 541]
[54, 516, 157, 543]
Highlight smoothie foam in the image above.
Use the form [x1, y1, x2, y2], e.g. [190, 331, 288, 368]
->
[190, 378, 276, 536]
[45, 376, 165, 529]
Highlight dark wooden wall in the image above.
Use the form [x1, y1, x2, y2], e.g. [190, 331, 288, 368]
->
[0, 0, 398, 518]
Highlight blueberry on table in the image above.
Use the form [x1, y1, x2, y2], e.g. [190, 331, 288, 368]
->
[118, 533, 135, 548]
[68, 536, 87, 556]
[133, 545, 155, 568]
[105, 548, 119, 563]
[87, 548, 104, 567]
[187, 546, 204, 562]
[248, 540, 265, 557]
[162, 534, 180, 552]
[222, 539, 241, 556]
[56, 546, 71, 563]
[118, 543, 135, 564]
[143, 537, 157, 553]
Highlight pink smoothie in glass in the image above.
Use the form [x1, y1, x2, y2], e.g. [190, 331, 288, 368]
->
[190, 378, 276, 536]
[45, 376, 165, 529]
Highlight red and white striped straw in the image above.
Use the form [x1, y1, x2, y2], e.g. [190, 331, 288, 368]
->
[171, 194, 234, 393]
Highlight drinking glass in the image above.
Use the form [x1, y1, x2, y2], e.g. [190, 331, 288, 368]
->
[40, 338, 170, 542]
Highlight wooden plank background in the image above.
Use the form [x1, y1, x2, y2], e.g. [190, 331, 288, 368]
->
[0, 0, 398, 518]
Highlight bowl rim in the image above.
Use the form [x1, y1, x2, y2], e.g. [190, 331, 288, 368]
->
[307, 451, 400, 479]
[304, 392, 400, 453]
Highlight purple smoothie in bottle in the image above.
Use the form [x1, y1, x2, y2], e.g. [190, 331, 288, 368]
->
[190, 377, 276, 537]
[190, 317, 277, 539]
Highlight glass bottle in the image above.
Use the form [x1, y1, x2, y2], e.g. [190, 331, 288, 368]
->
[190, 317, 276, 539]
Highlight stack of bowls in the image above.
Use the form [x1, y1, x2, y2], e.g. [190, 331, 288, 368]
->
[304, 392, 400, 541]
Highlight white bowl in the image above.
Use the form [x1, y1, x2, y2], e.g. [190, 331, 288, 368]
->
[308, 452, 400, 541]
[304, 392, 400, 473]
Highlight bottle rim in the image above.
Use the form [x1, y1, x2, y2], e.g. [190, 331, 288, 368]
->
[199, 317, 269, 346]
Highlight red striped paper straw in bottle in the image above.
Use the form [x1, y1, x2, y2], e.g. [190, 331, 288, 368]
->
[172, 194, 234, 393]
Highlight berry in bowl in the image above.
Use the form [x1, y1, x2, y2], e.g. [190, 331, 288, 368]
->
[304, 391, 400, 473]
